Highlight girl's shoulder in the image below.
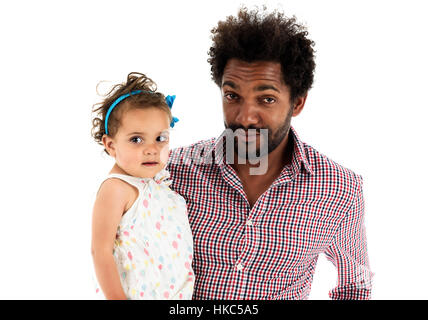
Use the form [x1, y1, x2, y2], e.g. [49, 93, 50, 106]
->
[97, 176, 139, 211]
[99, 176, 134, 193]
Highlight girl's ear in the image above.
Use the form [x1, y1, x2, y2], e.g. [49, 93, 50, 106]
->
[102, 134, 116, 157]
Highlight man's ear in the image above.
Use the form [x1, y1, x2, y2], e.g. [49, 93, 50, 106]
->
[102, 134, 116, 157]
[292, 94, 308, 117]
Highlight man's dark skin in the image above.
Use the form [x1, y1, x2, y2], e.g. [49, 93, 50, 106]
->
[221, 58, 307, 207]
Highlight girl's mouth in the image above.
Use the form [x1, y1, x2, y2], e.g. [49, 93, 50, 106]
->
[142, 162, 158, 167]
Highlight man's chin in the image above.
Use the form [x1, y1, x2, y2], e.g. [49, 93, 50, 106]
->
[234, 143, 269, 160]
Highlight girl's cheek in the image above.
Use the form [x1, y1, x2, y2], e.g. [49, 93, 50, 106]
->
[116, 147, 136, 164]
[159, 144, 169, 165]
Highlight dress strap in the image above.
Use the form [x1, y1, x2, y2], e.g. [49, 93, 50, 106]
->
[103, 169, 172, 189]
[104, 173, 143, 190]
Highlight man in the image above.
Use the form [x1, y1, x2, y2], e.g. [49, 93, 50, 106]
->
[166, 7, 373, 300]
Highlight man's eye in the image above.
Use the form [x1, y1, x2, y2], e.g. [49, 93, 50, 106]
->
[157, 135, 169, 143]
[262, 97, 276, 104]
[130, 136, 143, 144]
[224, 93, 238, 101]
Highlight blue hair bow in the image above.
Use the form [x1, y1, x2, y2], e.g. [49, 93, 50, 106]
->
[166, 95, 179, 128]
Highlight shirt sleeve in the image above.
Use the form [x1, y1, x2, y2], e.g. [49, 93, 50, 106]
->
[324, 175, 374, 300]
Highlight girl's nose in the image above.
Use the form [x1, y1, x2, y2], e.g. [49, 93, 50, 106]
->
[143, 143, 158, 155]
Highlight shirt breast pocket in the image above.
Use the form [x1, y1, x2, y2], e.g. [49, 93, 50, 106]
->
[257, 203, 339, 276]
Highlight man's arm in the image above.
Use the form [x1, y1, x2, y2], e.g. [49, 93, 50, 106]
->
[324, 175, 374, 300]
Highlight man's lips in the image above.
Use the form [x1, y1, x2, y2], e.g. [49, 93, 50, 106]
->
[236, 132, 260, 137]
[236, 132, 260, 141]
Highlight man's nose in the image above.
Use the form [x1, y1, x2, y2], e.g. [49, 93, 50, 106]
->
[235, 100, 260, 128]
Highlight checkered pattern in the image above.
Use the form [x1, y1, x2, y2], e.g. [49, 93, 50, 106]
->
[166, 127, 373, 300]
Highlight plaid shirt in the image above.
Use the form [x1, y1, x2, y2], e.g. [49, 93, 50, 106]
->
[166, 126, 373, 300]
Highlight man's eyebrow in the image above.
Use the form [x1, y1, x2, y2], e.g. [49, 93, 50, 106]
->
[255, 84, 280, 93]
[222, 81, 238, 89]
[222, 81, 279, 93]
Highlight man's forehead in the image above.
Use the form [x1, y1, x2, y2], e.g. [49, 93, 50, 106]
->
[222, 58, 283, 85]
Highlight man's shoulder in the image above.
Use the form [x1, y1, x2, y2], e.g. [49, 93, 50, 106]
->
[304, 142, 363, 189]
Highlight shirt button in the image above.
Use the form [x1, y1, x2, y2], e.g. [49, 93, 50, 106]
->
[246, 219, 253, 226]
[236, 263, 244, 271]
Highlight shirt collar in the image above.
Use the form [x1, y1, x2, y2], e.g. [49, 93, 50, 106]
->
[286, 126, 314, 178]
[201, 126, 314, 178]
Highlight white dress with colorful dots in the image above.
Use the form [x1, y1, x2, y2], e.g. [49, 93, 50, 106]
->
[95, 168, 194, 300]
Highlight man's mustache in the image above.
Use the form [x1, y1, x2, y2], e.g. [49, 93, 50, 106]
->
[226, 124, 266, 132]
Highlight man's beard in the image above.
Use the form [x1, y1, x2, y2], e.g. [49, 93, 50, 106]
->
[225, 107, 293, 160]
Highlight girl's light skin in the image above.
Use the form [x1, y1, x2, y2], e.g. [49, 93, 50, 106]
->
[91, 107, 170, 300]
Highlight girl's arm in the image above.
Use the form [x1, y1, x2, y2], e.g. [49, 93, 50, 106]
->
[91, 178, 134, 300]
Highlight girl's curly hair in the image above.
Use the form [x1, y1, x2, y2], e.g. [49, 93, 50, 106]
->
[91, 72, 172, 154]
[208, 7, 316, 102]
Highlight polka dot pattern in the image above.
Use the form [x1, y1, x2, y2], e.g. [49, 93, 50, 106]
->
[94, 168, 194, 300]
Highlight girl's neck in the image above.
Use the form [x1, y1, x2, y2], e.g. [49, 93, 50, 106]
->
[109, 163, 132, 176]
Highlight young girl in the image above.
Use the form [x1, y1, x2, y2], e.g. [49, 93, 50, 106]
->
[91, 72, 194, 300]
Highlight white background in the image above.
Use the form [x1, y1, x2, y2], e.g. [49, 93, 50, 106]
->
[0, 0, 427, 299]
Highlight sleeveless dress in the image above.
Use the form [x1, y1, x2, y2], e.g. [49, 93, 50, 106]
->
[94, 168, 194, 300]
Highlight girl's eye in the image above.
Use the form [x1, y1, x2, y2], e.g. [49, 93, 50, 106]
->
[130, 136, 143, 144]
[157, 135, 169, 143]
